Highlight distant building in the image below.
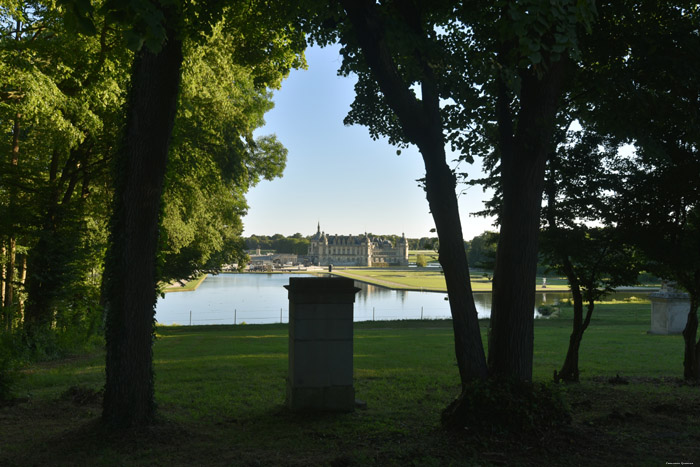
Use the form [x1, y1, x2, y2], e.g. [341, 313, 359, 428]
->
[308, 223, 409, 267]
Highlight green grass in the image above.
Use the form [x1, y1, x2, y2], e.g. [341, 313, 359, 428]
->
[331, 267, 571, 292]
[162, 274, 208, 293]
[2, 303, 698, 466]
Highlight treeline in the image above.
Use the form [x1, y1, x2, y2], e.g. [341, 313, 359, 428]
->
[245, 234, 309, 255]
[243, 233, 440, 255]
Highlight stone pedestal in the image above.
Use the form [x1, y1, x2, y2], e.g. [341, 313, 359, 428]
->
[285, 277, 359, 412]
[650, 284, 690, 335]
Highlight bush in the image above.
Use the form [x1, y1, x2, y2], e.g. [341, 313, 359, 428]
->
[0, 332, 22, 402]
[441, 378, 571, 435]
[537, 305, 558, 317]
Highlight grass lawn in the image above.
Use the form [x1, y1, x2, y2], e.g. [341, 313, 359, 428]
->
[331, 267, 571, 292]
[2, 303, 699, 466]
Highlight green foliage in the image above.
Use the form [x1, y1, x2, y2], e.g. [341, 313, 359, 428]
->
[415, 254, 428, 268]
[0, 332, 21, 401]
[466, 231, 498, 270]
[159, 17, 303, 282]
[537, 305, 557, 317]
[0, 1, 127, 339]
[495, 0, 597, 68]
[244, 234, 310, 255]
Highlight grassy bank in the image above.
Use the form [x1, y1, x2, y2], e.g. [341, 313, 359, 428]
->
[2, 303, 698, 465]
[331, 267, 572, 292]
[162, 274, 208, 293]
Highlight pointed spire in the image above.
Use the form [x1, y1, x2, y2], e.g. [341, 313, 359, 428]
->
[317, 221, 321, 234]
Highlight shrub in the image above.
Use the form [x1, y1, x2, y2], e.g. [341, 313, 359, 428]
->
[0, 332, 21, 402]
[537, 305, 558, 317]
[441, 378, 571, 435]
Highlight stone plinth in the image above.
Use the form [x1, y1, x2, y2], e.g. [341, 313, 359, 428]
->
[650, 285, 690, 335]
[285, 277, 359, 412]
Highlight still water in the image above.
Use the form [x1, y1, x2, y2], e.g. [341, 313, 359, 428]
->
[155, 273, 650, 325]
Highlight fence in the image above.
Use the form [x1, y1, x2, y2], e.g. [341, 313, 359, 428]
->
[158, 305, 454, 326]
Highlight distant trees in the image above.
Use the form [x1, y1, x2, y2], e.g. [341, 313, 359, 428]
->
[466, 232, 498, 271]
[245, 234, 310, 255]
[409, 237, 438, 251]
[243, 232, 435, 256]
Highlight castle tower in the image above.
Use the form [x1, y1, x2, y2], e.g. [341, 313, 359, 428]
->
[400, 233, 409, 266]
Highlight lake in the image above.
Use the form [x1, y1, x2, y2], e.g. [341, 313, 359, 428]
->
[154, 273, 650, 325]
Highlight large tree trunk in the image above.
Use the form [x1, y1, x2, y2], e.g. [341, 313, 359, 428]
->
[340, 0, 488, 384]
[488, 65, 564, 381]
[102, 22, 183, 428]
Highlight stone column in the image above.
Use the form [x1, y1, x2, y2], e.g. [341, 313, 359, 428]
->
[285, 277, 359, 411]
[650, 282, 691, 335]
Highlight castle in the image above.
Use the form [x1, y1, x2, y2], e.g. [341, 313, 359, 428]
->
[308, 223, 409, 267]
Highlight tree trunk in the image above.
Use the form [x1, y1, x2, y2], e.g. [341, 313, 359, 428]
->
[5, 113, 20, 313]
[682, 294, 699, 381]
[488, 65, 564, 381]
[24, 149, 81, 337]
[17, 253, 25, 322]
[4, 237, 15, 311]
[1, 243, 5, 308]
[102, 19, 183, 428]
[340, 0, 488, 384]
[422, 144, 489, 384]
[556, 273, 595, 383]
[23, 232, 58, 334]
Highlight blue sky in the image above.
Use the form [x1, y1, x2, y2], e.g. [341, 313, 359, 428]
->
[245, 44, 495, 240]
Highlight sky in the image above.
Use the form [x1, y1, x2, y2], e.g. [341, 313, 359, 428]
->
[245, 44, 495, 240]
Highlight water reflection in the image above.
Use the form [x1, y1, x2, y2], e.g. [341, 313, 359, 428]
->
[154, 273, 650, 326]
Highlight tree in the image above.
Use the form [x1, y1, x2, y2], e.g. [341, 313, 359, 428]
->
[0, 1, 125, 340]
[466, 231, 498, 271]
[616, 158, 700, 379]
[415, 254, 427, 267]
[311, 1, 595, 391]
[320, 0, 489, 385]
[159, 22, 289, 282]
[571, 1, 700, 380]
[538, 128, 641, 383]
[96, 0, 305, 427]
[101, 1, 185, 427]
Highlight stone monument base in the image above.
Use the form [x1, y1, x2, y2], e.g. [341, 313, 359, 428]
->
[285, 277, 359, 413]
[287, 385, 355, 412]
[649, 283, 690, 335]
